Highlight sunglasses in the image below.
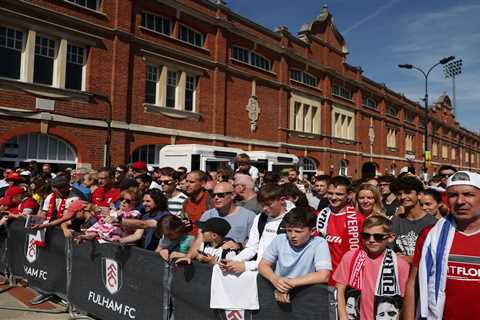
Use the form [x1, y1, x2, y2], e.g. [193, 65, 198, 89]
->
[360, 232, 389, 242]
[212, 192, 232, 198]
[159, 180, 174, 185]
[119, 197, 132, 204]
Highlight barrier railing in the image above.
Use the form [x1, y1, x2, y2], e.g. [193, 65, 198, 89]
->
[0, 219, 333, 320]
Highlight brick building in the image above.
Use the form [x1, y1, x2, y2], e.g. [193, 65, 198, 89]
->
[0, 0, 478, 177]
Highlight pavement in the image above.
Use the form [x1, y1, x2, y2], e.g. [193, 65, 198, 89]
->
[0, 278, 70, 320]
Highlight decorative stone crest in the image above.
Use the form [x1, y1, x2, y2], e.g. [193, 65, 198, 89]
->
[245, 80, 261, 132]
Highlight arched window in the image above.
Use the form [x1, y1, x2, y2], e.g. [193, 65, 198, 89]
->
[339, 159, 348, 177]
[0, 133, 76, 167]
[299, 157, 317, 179]
[129, 144, 164, 166]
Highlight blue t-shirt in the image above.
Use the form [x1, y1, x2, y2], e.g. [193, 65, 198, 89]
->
[142, 210, 170, 251]
[200, 207, 255, 244]
[263, 234, 332, 278]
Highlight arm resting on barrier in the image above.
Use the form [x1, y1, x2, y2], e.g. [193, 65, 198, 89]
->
[335, 283, 348, 320]
[258, 259, 294, 293]
[175, 230, 203, 265]
[288, 269, 330, 287]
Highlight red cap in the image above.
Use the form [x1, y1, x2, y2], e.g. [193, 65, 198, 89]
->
[6, 172, 22, 181]
[131, 161, 147, 170]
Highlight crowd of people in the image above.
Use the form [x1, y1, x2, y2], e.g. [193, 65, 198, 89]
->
[0, 156, 478, 319]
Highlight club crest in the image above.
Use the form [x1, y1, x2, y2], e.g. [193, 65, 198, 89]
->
[101, 258, 123, 295]
[24, 233, 39, 263]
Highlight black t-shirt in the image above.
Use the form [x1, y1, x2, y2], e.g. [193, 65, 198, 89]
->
[392, 213, 437, 256]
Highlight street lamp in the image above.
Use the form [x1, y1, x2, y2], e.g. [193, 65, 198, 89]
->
[443, 59, 463, 116]
[398, 56, 455, 179]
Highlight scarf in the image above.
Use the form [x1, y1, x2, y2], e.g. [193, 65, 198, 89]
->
[347, 248, 402, 320]
[316, 205, 361, 252]
[418, 215, 455, 319]
[46, 192, 66, 222]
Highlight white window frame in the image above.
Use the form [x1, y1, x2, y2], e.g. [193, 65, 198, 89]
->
[65, 43, 87, 91]
[387, 128, 397, 149]
[0, 25, 25, 80]
[331, 105, 354, 140]
[144, 62, 199, 112]
[290, 68, 318, 87]
[65, 0, 100, 11]
[362, 96, 377, 109]
[289, 93, 321, 134]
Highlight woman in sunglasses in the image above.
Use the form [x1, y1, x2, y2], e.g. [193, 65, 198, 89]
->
[77, 190, 141, 243]
[353, 183, 386, 218]
[334, 216, 409, 320]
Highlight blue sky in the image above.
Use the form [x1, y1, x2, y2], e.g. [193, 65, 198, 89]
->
[228, 0, 480, 132]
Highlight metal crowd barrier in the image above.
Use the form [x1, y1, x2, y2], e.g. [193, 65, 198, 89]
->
[0, 218, 333, 320]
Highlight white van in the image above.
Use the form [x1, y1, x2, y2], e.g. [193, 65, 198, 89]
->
[245, 151, 299, 173]
[159, 144, 244, 172]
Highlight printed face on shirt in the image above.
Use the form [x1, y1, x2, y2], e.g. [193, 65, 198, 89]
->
[362, 225, 393, 256]
[419, 193, 441, 216]
[285, 225, 312, 247]
[357, 189, 376, 215]
[327, 184, 349, 212]
[395, 189, 419, 210]
[375, 301, 399, 320]
[447, 185, 480, 225]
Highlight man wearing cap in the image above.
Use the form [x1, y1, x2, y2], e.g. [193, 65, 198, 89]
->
[130, 161, 147, 178]
[405, 171, 480, 319]
[39, 176, 78, 222]
[0, 172, 23, 209]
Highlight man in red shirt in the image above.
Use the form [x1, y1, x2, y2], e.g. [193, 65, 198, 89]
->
[316, 176, 365, 285]
[91, 168, 120, 208]
[409, 171, 480, 319]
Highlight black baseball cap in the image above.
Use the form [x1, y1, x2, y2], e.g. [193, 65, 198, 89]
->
[196, 218, 231, 237]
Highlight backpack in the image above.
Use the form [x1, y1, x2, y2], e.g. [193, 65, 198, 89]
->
[257, 212, 286, 240]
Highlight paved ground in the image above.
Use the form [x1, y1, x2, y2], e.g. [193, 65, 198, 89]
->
[0, 279, 70, 320]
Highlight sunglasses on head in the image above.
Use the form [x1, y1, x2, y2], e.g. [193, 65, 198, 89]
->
[360, 232, 389, 242]
[212, 192, 232, 198]
[119, 197, 132, 204]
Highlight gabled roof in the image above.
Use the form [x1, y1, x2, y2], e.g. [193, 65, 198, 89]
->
[298, 4, 348, 54]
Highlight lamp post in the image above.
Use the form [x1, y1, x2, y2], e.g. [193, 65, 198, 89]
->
[398, 56, 455, 179]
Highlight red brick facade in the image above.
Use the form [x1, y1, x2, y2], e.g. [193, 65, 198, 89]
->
[0, 0, 478, 177]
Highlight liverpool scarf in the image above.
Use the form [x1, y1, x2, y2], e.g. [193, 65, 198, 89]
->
[346, 248, 403, 320]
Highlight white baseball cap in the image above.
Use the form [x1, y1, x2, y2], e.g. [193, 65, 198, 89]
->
[447, 171, 480, 189]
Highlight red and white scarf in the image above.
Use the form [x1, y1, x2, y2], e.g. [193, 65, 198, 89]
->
[347, 248, 402, 319]
[46, 192, 66, 221]
[316, 205, 361, 252]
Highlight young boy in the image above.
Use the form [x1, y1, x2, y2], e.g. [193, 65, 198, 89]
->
[258, 207, 331, 303]
[195, 217, 238, 265]
[316, 176, 365, 284]
[334, 216, 409, 320]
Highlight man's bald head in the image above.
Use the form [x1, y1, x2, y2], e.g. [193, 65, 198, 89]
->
[234, 174, 254, 190]
[214, 182, 234, 193]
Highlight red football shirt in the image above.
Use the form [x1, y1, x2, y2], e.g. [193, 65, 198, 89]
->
[91, 187, 120, 207]
[443, 230, 480, 319]
[324, 206, 365, 285]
